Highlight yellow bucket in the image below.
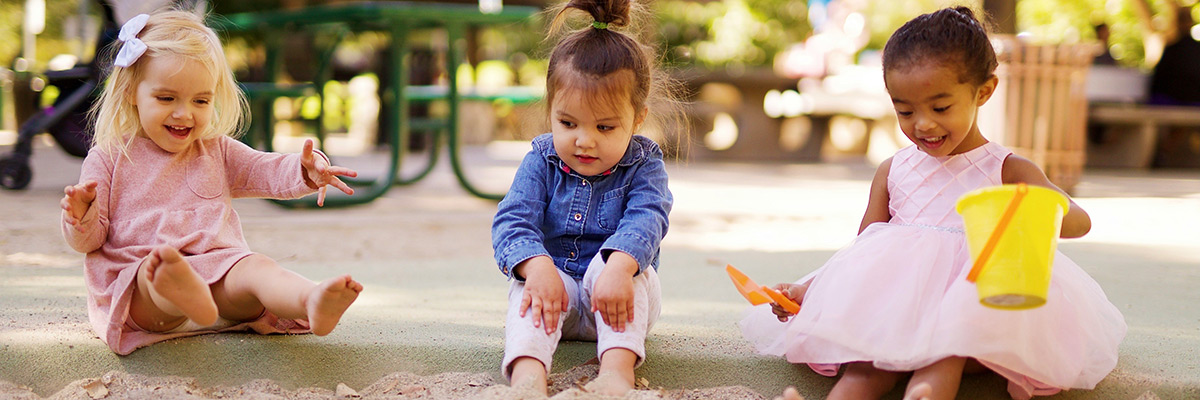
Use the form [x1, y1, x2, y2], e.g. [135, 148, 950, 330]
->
[955, 183, 1068, 310]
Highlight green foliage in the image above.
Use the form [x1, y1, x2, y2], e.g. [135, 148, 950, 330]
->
[1017, 0, 1198, 67]
[4, 0, 1197, 74]
[656, 0, 811, 68]
[0, 0, 101, 69]
[860, 0, 973, 51]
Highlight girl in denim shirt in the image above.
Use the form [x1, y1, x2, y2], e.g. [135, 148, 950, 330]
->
[491, 0, 675, 396]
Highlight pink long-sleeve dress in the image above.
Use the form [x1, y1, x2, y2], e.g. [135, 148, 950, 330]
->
[62, 135, 318, 355]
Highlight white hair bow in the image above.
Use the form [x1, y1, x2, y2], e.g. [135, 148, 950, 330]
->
[114, 14, 150, 68]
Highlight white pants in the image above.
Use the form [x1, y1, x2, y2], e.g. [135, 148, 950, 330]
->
[501, 253, 662, 379]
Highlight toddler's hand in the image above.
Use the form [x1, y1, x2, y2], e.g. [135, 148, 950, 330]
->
[592, 252, 638, 332]
[771, 283, 808, 322]
[300, 139, 358, 207]
[61, 181, 98, 232]
[518, 257, 569, 335]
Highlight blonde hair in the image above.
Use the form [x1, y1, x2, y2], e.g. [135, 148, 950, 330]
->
[90, 10, 248, 158]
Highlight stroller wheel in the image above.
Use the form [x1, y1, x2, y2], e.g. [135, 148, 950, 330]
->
[0, 154, 33, 190]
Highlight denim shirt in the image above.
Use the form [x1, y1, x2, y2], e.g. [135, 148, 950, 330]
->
[492, 133, 673, 280]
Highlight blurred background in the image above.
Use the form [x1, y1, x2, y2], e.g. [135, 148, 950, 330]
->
[0, 0, 1197, 198]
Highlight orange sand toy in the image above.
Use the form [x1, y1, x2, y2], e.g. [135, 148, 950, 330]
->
[726, 265, 801, 314]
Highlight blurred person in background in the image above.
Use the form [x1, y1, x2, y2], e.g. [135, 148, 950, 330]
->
[1148, 6, 1200, 106]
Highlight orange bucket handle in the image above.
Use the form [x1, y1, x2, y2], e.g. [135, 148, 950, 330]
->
[966, 183, 1028, 283]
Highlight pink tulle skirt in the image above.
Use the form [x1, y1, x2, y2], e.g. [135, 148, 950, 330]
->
[739, 222, 1126, 399]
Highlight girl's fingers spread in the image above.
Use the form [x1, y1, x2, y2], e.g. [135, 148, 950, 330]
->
[317, 187, 327, 207]
[331, 177, 354, 195]
[531, 300, 543, 328]
[302, 139, 314, 159]
[618, 306, 628, 330]
[544, 307, 559, 332]
[327, 166, 358, 177]
[520, 293, 531, 317]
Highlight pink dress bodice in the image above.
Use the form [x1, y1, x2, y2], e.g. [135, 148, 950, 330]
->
[887, 142, 1009, 229]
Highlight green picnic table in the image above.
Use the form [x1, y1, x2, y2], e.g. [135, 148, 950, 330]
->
[213, 1, 542, 206]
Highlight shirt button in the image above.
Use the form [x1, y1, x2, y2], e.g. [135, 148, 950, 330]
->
[582, 180, 588, 186]
[574, 213, 582, 221]
[570, 252, 576, 257]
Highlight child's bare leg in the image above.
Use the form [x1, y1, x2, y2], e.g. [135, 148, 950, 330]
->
[827, 362, 903, 400]
[129, 246, 219, 330]
[904, 383, 932, 400]
[905, 357, 966, 400]
[211, 254, 361, 335]
[509, 357, 549, 396]
[584, 347, 637, 396]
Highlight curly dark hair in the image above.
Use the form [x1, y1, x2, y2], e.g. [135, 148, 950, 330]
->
[882, 6, 998, 86]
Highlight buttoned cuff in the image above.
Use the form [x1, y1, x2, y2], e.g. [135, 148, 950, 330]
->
[497, 240, 550, 281]
[600, 232, 656, 274]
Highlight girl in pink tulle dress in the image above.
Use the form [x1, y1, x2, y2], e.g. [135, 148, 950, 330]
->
[60, 10, 362, 355]
[741, 7, 1126, 400]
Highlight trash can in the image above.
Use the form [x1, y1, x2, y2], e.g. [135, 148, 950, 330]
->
[978, 36, 1093, 193]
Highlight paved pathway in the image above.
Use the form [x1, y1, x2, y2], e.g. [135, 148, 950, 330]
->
[1, 140, 1197, 399]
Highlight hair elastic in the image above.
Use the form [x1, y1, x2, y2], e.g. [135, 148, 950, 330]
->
[114, 14, 150, 67]
[591, 21, 609, 30]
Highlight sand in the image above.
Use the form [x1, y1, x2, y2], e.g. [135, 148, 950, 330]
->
[0, 363, 769, 399]
[6, 142, 1200, 399]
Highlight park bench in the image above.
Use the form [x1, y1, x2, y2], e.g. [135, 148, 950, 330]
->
[1083, 65, 1200, 168]
[1087, 103, 1200, 168]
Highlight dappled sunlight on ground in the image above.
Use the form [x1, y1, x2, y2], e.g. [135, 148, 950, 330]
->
[1074, 197, 1200, 250]
[0, 252, 77, 268]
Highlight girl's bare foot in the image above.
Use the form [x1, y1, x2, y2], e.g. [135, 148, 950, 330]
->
[583, 370, 635, 397]
[146, 246, 218, 326]
[510, 357, 549, 397]
[305, 275, 362, 335]
[904, 382, 933, 400]
[775, 387, 805, 400]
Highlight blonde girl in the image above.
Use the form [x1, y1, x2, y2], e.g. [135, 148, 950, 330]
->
[61, 10, 362, 355]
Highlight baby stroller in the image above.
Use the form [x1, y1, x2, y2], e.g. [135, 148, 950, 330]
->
[0, 1, 119, 190]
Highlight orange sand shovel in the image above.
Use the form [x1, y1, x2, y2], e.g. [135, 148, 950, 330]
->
[726, 264, 801, 314]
